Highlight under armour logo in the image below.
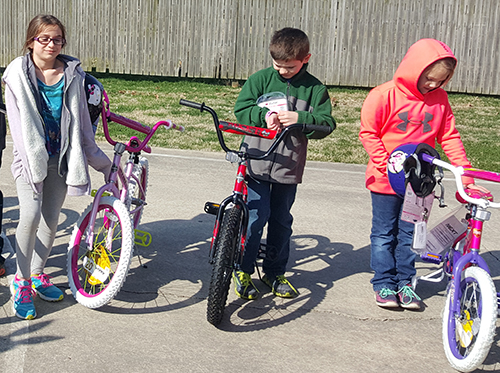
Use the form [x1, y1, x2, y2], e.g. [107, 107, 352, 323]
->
[396, 111, 433, 133]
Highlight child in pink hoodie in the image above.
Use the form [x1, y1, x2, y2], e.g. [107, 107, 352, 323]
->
[359, 38, 487, 310]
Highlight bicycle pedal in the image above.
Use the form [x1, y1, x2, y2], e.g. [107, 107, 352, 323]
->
[420, 252, 442, 264]
[134, 229, 152, 247]
[204, 202, 219, 215]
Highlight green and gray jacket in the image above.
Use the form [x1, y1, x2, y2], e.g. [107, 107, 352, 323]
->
[234, 64, 335, 184]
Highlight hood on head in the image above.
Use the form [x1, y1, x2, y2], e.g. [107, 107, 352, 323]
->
[393, 38, 456, 98]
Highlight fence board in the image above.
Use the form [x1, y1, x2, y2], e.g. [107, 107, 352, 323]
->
[1, 0, 500, 94]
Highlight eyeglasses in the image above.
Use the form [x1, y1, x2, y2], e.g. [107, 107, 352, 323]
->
[34, 37, 66, 46]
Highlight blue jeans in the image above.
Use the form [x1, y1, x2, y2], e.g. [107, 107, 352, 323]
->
[370, 192, 416, 292]
[239, 177, 297, 277]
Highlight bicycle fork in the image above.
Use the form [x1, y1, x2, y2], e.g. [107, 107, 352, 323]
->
[84, 144, 124, 250]
[448, 213, 493, 315]
[206, 195, 249, 265]
[206, 161, 249, 265]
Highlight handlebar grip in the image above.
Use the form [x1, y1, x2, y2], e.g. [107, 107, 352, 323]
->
[421, 153, 436, 164]
[179, 99, 205, 111]
[302, 124, 333, 135]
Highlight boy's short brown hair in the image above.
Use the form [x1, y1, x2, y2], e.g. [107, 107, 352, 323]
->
[269, 27, 310, 61]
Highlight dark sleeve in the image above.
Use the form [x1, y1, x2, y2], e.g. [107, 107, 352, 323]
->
[300, 85, 336, 139]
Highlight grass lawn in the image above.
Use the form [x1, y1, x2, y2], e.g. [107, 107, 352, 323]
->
[89, 74, 500, 172]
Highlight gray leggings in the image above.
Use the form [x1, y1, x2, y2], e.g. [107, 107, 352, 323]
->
[15, 157, 67, 278]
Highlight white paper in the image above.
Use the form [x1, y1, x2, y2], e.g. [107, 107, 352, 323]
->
[425, 211, 468, 254]
[412, 221, 427, 250]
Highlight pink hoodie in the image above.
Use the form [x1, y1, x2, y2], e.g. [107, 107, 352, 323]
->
[359, 38, 473, 194]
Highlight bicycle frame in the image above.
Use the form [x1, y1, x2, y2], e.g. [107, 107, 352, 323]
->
[83, 90, 184, 249]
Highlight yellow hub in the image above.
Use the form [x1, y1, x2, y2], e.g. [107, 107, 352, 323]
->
[85, 245, 111, 285]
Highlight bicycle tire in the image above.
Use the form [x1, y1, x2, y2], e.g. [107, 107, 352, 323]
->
[442, 266, 497, 372]
[206, 207, 242, 326]
[67, 196, 135, 309]
[126, 157, 149, 228]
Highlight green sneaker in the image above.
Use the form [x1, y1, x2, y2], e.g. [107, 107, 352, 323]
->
[262, 274, 299, 298]
[233, 270, 259, 300]
[375, 288, 399, 308]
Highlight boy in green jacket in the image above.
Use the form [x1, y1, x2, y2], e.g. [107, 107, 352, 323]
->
[233, 27, 335, 299]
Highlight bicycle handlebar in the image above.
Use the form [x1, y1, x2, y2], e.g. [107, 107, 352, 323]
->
[103, 90, 184, 153]
[421, 153, 500, 209]
[180, 99, 333, 159]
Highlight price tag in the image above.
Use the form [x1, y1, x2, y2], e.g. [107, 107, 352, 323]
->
[401, 183, 434, 223]
[412, 221, 427, 250]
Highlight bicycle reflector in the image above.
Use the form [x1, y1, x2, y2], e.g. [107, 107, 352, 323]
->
[387, 142, 440, 198]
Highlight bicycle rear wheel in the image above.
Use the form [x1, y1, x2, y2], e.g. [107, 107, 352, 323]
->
[127, 157, 149, 228]
[442, 266, 497, 372]
[207, 206, 242, 326]
[67, 196, 134, 308]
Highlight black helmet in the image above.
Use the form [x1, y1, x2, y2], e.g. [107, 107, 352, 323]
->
[84, 74, 104, 133]
[387, 142, 440, 198]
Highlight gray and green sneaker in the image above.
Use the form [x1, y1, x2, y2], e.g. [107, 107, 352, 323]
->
[397, 285, 422, 310]
[375, 288, 399, 308]
[262, 274, 299, 298]
[233, 270, 259, 300]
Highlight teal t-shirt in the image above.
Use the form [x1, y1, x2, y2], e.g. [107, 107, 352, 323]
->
[38, 76, 64, 156]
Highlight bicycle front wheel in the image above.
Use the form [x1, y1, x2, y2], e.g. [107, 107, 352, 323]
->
[442, 266, 497, 372]
[127, 157, 149, 228]
[67, 196, 135, 309]
[207, 207, 242, 326]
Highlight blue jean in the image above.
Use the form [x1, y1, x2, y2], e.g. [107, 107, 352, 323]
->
[239, 177, 297, 277]
[370, 192, 416, 292]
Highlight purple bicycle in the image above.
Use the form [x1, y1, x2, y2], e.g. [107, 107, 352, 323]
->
[67, 90, 184, 309]
[414, 153, 499, 372]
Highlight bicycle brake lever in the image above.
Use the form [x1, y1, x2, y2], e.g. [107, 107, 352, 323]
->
[225, 151, 241, 163]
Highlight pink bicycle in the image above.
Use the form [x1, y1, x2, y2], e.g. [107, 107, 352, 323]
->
[67, 90, 184, 309]
[415, 153, 500, 372]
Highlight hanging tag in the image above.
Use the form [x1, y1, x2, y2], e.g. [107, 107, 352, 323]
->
[412, 221, 427, 250]
[412, 207, 429, 251]
[401, 183, 434, 223]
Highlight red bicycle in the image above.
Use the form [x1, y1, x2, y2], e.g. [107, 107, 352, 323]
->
[179, 99, 332, 325]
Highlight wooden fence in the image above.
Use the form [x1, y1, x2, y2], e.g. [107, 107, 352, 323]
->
[1, 0, 499, 94]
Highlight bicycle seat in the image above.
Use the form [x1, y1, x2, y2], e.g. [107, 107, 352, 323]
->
[455, 188, 494, 204]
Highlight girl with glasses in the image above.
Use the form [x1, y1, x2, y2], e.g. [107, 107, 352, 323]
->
[2, 14, 112, 319]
